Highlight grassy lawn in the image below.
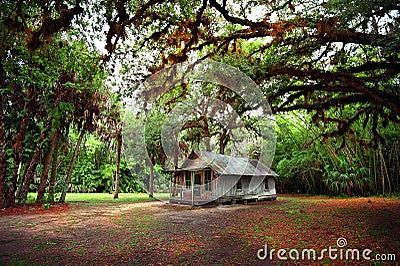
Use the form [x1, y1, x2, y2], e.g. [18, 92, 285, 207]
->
[26, 192, 170, 204]
[65, 192, 170, 202]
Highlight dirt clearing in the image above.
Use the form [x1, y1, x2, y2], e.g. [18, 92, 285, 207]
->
[0, 195, 399, 265]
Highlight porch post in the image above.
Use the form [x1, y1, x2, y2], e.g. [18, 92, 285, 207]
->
[180, 174, 183, 200]
[169, 173, 172, 200]
[191, 172, 194, 206]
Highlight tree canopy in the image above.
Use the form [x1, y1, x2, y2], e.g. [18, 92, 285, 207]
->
[116, 0, 400, 144]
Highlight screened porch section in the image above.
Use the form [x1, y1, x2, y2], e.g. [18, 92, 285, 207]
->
[169, 169, 218, 205]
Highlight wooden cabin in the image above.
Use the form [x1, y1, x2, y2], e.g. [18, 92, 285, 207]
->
[169, 150, 277, 205]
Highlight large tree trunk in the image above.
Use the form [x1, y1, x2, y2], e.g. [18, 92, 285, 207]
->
[17, 148, 41, 204]
[114, 133, 122, 199]
[17, 126, 49, 204]
[0, 50, 7, 208]
[201, 116, 211, 151]
[36, 131, 57, 203]
[219, 128, 229, 155]
[8, 114, 29, 207]
[174, 142, 179, 169]
[59, 130, 85, 203]
[48, 133, 60, 203]
[0, 94, 6, 208]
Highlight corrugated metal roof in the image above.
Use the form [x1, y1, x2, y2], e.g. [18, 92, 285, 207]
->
[179, 150, 276, 176]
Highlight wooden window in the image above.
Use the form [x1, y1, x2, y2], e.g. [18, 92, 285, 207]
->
[264, 178, 269, 191]
[205, 171, 212, 191]
[185, 172, 191, 189]
[194, 174, 201, 185]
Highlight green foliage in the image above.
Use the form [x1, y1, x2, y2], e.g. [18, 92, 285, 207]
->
[276, 150, 323, 194]
[57, 132, 144, 193]
[323, 160, 372, 196]
[42, 203, 51, 210]
[274, 112, 400, 196]
[1, 0, 399, 206]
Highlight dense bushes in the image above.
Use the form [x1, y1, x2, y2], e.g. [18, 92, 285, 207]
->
[274, 114, 400, 196]
[30, 132, 145, 195]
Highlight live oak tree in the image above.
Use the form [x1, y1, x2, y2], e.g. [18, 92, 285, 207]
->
[122, 0, 400, 144]
[100, 0, 399, 148]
